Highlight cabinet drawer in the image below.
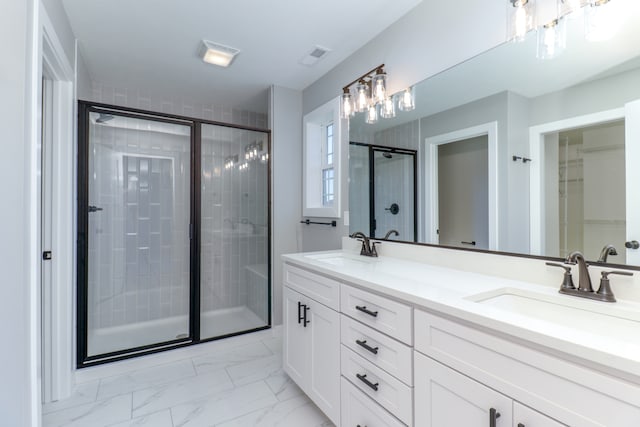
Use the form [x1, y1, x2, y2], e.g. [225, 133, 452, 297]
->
[341, 284, 412, 344]
[414, 309, 640, 427]
[341, 377, 405, 427]
[341, 346, 413, 426]
[284, 263, 340, 310]
[341, 315, 413, 385]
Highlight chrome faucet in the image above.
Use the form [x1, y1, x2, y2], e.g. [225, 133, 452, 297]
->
[383, 229, 399, 240]
[597, 244, 618, 263]
[350, 232, 379, 257]
[564, 251, 593, 292]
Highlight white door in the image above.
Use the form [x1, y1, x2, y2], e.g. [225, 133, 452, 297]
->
[514, 402, 566, 427]
[307, 298, 341, 425]
[282, 287, 309, 388]
[415, 352, 512, 427]
[625, 99, 640, 265]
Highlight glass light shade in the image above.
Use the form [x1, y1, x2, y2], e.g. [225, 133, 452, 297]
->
[537, 19, 566, 59]
[398, 87, 415, 112]
[558, 0, 588, 17]
[365, 104, 378, 124]
[585, 0, 617, 42]
[508, 0, 536, 42]
[341, 89, 354, 119]
[355, 81, 370, 113]
[371, 71, 387, 104]
[381, 96, 396, 119]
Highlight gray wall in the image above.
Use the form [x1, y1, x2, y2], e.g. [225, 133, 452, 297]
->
[269, 86, 303, 325]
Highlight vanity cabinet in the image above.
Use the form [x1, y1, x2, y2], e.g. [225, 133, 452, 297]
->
[413, 309, 640, 426]
[283, 267, 341, 425]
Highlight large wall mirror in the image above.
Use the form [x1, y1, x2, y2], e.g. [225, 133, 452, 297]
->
[349, 1, 640, 267]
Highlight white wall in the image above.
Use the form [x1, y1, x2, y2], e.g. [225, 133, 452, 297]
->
[0, 1, 35, 425]
[269, 86, 303, 325]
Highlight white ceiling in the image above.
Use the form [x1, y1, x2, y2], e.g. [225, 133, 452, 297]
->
[62, 0, 422, 114]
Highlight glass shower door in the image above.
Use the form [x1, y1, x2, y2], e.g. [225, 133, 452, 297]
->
[84, 110, 192, 358]
[200, 124, 270, 339]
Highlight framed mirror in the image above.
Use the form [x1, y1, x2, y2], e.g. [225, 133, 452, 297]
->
[348, 1, 640, 267]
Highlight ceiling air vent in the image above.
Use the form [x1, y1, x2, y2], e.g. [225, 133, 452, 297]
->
[299, 45, 331, 66]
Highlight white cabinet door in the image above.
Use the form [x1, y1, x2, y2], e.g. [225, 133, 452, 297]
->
[283, 287, 309, 388]
[514, 403, 566, 427]
[283, 285, 340, 426]
[308, 296, 341, 425]
[341, 377, 405, 427]
[415, 352, 512, 427]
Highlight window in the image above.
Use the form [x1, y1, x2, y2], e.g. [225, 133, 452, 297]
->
[303, 97, 341, 218]
[322, 123, 334, 206]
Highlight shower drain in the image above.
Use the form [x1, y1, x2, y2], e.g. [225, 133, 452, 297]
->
[175, 333, 189, 339]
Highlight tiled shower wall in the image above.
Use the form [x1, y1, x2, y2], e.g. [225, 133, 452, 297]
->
[88, 124, 191, 330]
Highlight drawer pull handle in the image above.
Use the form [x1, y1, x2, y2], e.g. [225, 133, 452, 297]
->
[356, 339, 379, 355]
[355, 305, 378, 317]
[489, 408, 501, 427]
[303, 305, 310, 328]
[356, 373, 379, 391]
[297, 301, 304, 325]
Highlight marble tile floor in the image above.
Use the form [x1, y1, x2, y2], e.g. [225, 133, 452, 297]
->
[43, 328, 333, 427]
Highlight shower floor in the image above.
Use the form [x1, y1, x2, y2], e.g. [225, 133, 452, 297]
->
[88, 305, 266, 357]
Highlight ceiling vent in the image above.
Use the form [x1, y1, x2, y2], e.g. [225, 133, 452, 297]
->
[299, 46, 331, 66]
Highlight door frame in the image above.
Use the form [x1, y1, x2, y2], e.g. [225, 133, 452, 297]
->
[529, 108, 625, 256]
[423, 122, 499, 250]
[37, 6, 76, 403]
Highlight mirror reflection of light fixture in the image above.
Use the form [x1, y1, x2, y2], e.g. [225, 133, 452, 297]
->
[585, 0, 616, 42]
[537, 18, 566, 59]
[224, 155, 238, 170]
[244, 141, 265, 162]
[398, 87, 415, 112]
[381, 96, 396, 119]
[508, 0, 536, 42]
[365, 104, 378, 124]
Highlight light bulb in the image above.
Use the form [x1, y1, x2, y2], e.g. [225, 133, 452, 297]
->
[371, 70, 387, 104]
[341, 89, 353, 119]
[515, 5, 528, 39]
[381, 96, 396, 119]
[398, 87, 415, 112]
[509, 0, 535, 42]
[355, 81, 370, 113]
[537, 19, 565, 59]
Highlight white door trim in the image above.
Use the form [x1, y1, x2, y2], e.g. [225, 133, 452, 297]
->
[38, 5, 75, 403]
[423, 122, 499, 250]
[528, 108, 625, 256]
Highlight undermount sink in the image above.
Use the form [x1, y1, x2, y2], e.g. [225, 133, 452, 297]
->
[304, 252, 373, 267]
[468, 288, 640, 345]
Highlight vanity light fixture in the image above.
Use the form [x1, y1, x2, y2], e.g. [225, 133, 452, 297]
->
[585, 0, 616, 41]
[199, 40, 240, 67]
[537, 18, 566, 59]
[365, 103, 379, 124]
[371, 68, 387, 104]
[508, 0, 536, 42]
[224, 155, 238, 170]
[381, 96, 396, 119]
[341, 88, 354, 119]
[355, 80, 371, 113]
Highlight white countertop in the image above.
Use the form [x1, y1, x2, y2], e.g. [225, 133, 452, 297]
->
[282, 250, 640, 381]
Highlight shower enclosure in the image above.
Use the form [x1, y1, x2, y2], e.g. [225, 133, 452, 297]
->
[77, 102, 270, 366]
[349, 142, 417, 241]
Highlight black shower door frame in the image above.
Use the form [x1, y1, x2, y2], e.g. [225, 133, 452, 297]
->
[77, 101, 272, 367]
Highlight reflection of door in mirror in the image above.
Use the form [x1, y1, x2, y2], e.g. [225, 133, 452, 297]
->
[544, 120, 626, 262]
[348, 143, 417, 242]
[437, 136, 489, 250]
